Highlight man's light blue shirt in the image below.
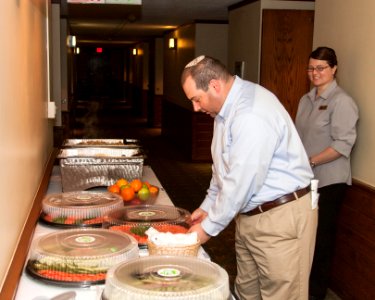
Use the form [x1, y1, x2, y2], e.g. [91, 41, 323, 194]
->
[200, 77, 313, 236]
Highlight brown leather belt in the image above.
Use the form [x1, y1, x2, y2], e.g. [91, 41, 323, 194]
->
[241, 186, 311, 217]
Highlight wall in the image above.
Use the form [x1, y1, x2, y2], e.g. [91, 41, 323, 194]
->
[195, 23, 228, 67]
[228, 1, 261, 82]
[313, 0, 375, 186]
[164, 22, 229, 110]
[228, 0, 314, 82]
[164, 24, 195, 110]
[0, 0, 54, 289]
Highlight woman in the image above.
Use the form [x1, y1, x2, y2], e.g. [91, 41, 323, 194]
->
[295, 46, 359, 300]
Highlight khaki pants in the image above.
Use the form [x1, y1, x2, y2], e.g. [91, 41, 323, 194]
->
[234, 192, 317, 300]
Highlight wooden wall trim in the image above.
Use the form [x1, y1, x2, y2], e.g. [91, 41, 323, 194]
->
[0, 149, 59, 300]
[330, 180, 375, 299]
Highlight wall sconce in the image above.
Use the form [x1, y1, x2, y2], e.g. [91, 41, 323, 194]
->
[132, 48, 138, 55]
[74, 47, 80, 55]
[66, 35, 76, 48]
[168, 38, 177, 49]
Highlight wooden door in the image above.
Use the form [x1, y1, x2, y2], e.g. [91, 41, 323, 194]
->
[260, 9, 314, 120]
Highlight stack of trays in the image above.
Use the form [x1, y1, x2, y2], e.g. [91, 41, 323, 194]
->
[39, 191, 124, 228]
[26, 228, 139, 287]
[102, 255, 230, 300]
[62, 138, 140, 148]
[58, 139, 144, 192]
[103, 205, 191, 247]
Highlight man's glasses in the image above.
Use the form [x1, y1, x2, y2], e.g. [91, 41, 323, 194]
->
[307, 65, 330, 72]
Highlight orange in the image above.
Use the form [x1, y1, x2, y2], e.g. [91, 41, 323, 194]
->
[149, 185, 159, 195]
[121, 186, 135, 202]
[108, 184, 120, 194]
[115, 178, 128, 188]
[143, 181, 151, 189]
[130, 179, 143, 192]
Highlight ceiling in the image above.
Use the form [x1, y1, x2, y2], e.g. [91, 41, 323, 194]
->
[63, 0, 242, 46]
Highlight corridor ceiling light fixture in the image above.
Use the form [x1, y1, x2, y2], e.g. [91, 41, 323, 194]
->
[168, 38, 177, 49]
[67, 35, 76, 48]
[132, 48, 138, 55]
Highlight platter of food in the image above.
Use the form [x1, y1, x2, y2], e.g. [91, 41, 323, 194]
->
[101, 255, 230, 299]
[103, 205, 191, 247]
[39, 191, 124, 228]
[26, 228, 139, 287]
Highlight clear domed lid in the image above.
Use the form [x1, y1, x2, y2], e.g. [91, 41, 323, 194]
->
[104, 205, 191, 226]
[27, 229, 139, 286]
[32, 228, 138, 259]
[103, 255, 229, 299]
[41, 191, 124, 227]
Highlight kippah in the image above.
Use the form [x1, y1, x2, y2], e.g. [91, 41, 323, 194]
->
[184, 55, 205, 68]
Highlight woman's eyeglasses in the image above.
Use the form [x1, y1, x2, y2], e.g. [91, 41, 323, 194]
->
[307, 65, 330, 72]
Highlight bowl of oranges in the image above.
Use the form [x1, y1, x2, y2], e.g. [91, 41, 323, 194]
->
[107, 178, 160, 205]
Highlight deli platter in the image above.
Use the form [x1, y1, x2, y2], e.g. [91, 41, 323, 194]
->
[103, 205, 191, 246]
[39, 191, 124, 228]
[26, 228, 139, 287]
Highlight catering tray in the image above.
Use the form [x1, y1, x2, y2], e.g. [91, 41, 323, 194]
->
[39, 191, 124, 228]
[103, 205, 191, 246]
[26, 228, 139, 287]
[63, 138, 140, 148]
[102, 255, 230, 300]
[58, 147, 144, 192]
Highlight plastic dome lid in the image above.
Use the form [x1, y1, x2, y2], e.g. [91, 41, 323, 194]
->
[103, 255, 230, 300]
[41, 191, 123, 226]
[103, 205, 192, 245]
[103, 205, 191, 226]
[27, 229, 139, 286]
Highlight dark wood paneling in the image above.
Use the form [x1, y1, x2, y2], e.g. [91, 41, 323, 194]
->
[191, 113, 213, 161]
[330, 181, 375, 299]
[260, 9, 314, 120]
[161, 99, 213, 162]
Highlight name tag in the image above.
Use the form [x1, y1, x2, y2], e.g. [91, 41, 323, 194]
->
[319, 105, 328, 110]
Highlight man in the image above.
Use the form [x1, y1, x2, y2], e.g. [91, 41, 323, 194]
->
[181, 55, 317, 300]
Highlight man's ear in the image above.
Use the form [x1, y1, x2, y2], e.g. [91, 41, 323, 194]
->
[209, 79, 221, 93]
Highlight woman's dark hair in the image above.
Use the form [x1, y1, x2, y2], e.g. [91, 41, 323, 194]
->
[310, 46, 338, 68]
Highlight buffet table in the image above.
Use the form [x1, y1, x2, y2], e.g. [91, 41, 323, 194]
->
[14, 165, 210, 300]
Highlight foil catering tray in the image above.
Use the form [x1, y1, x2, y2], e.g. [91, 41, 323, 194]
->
[58, 147, 144, 192]
[62, 138, 140, 148]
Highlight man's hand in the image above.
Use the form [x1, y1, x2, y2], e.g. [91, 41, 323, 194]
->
[188, 208, 210, 244]
[189, 208, 208, 225]
[188, 223, 211, 244]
